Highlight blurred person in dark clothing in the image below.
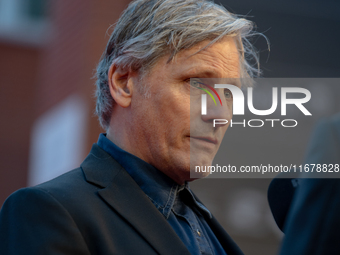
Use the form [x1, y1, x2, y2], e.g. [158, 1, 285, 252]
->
[279, 113, 340, 255]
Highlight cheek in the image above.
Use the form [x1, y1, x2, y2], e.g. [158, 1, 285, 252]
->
[162, 104, 191, 145]
[159, 93, 190, 122]
[227, 101, 233, 119]
[138, 86, 190, 138]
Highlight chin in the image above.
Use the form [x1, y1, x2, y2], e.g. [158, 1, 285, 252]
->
[189, 153, 214, 180]
[167, 149, 214, 183]
[190, 149, 215, 166]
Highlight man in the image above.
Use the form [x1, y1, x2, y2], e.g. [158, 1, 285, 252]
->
[0, 0, 260, 254]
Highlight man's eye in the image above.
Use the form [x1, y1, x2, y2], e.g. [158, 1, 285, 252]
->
[189, 79, 204, 89]
[225, 89, 232, 99]
[191, 80, 199, 87]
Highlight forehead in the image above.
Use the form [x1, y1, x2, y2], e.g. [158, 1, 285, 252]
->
[153, 37, 240, 79]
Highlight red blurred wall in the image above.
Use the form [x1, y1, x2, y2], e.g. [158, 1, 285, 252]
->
[0, 0, 132, 206]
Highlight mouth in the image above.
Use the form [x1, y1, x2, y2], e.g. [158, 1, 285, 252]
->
[190, 136, 218, 145]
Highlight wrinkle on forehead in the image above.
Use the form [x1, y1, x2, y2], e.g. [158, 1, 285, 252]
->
[171, 37, 240, 78]
[143, 36, 241, 88]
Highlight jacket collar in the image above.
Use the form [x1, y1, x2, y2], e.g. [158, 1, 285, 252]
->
[81, 144, 191, 255]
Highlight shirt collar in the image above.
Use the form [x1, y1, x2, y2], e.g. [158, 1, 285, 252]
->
[97, 133, 212, 219]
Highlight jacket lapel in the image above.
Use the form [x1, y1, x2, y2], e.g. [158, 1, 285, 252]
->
[193, 194, 244, 255]
[81, 144, 190, 255]
[206, 216, 244, 255]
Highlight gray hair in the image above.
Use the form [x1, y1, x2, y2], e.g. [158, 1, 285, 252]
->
[95, 0, 263, 130]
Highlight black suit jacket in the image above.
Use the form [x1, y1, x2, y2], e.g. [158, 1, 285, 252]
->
[0, 144, 244, 255]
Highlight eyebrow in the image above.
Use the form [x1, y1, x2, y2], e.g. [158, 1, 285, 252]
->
[184, 66, 241, 83]
[189, 75, 242, 89]
[185, 69, 221, 79]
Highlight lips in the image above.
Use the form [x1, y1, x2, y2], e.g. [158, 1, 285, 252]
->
[190, 136, 218, 144]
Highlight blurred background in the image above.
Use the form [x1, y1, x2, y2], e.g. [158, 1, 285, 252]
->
[0, 0, 339, 254]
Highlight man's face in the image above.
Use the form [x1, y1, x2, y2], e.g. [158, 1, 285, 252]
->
[129, 36, 240, 184]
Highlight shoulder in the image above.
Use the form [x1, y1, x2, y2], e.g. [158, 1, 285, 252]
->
[1, 164, 103, 221]
[2, 144, 125, 213]
[35, 167, 94, 197]
[0, 170, 92, 254]
[1, 167, 88, 214]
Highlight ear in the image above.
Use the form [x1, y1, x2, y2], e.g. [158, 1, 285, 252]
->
[108, 64, 133, 108]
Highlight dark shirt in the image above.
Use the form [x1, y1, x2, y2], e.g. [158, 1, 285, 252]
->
[97, 133, 227, 255]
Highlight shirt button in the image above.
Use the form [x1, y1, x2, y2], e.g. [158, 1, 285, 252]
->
[197, 229, 201, 236]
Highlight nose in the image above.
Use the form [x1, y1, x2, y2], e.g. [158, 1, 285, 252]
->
[201, 91, 232, 126]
